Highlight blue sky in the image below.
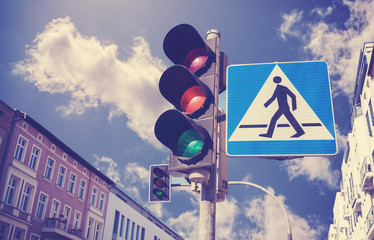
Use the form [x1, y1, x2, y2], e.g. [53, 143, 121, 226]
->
[1, 0, 373, 239]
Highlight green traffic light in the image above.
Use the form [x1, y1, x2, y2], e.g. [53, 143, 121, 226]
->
[153, 188, 165, 199]
[177, 129, 204, 158]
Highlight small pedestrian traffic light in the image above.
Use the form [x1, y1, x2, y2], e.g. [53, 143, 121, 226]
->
[154, 24, 225, 175]
[149, 165, 170, 202]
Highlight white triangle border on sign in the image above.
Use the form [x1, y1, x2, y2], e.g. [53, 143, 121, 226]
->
[228, 64, 334, 141]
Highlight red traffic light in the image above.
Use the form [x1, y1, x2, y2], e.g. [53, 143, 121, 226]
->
[159, 65, 211, 117]
[153, 178, 165, 188]
[180, 85, 206, 114]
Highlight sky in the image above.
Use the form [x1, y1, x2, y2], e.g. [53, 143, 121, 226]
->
[0, 0, 373, 239]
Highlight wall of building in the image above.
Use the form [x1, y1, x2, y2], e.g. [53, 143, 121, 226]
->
[0, 105, 113, 240]
[329, 42, 374, 240]
[104, 187, 183, 240]
[0, 100, 183, 240]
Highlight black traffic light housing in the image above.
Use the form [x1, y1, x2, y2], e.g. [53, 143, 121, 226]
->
[154, 24, 222, 175]
[149, 164, 171, 202]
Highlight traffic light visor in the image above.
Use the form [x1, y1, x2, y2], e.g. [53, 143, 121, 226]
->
[153, 167, 166, 178]
[163, 24, 209, 73]
[184, 48, 209, 73]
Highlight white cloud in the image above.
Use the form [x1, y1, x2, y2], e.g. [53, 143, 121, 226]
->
[279, 9, 303, 40]
[282, 157, 340, 189]
[244, 188, 322, 240]
[280, 128, 344, 189]
[93, 154, 123, 188]
[167, 192, 323, 240]
[167, 197, 240, 240]
[216, 198, 240, 240]
[12, 16, 168, 148]
[122, 162, 149, 200]
[279, 0, 374, 97]
[167, 209, 200, 240]
[311, 7, 333, 18]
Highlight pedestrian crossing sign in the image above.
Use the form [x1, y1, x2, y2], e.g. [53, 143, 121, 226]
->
[226, 61, 337, 157]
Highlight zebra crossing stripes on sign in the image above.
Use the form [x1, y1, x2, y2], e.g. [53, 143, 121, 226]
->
[226, 61, 337, 157]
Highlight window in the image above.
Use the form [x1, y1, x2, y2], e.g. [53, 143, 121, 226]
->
[86, 219, 93, 240]
[20, 185, 32, 212]
[14, 136, 27, 161]
[12, 227, 25, 240]
[56, 166, 66, 188]
[125, 219, 130, 240]
[98, 193, 105, 210]
[131, 222, 135, 240]
[113, 210, 120, 235]
[63, 205, 72, 231]
[367, 112, 372, 137]
[73, 211, 81, 230]
[44, 157, 55, 180]
[67, 173, 77, 194]
[4, 177, 17, 205]
[29, 146, 40, 170]
[136, 225, 140, 240]
[141, 227, 145, 240]
[94, 223, 102, 240]
[30, 234, 40, 240]
[90, 187, 97, 206]
[50, 199, 60, 218]
[119, 215, 125, 237]
[78, 180, 86, 199]
[370, 100, 374, 126]
[0, 221, 9, 240]
[35, 193, 48, 220]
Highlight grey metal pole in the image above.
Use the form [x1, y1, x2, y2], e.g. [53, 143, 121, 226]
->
[229, 181, 293, 240]
[198, 29, 221, 240]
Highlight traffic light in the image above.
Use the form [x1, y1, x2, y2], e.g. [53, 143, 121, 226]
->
[149, 165, 170, 202]
[154, 24, 223, 175]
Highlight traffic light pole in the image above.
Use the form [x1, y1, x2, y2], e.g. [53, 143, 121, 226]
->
[199, 29, 221, 240]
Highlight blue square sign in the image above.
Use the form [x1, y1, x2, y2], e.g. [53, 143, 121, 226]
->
[226, 61, 337, 157]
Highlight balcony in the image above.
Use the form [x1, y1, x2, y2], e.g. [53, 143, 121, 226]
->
[344, 204, 351, 220]
[0, 201, 31, 222]
[42, 218, 82, 240]
[360, 156, 374, 191]
[366, 206, 374, 239]
[350, 187, 362, 213]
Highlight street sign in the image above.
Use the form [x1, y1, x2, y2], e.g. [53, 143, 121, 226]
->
[226, 61, 337, 157]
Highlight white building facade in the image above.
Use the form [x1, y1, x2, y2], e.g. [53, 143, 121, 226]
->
[103, 186, 183, 240]
[329, 42, 374, 240]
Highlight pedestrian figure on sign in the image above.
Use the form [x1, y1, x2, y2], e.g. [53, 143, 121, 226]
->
[259, 76, 305, 138]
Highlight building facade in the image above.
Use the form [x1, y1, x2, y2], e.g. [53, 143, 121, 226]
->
[0, 101, 114, 240]
[328, 42, 374, 239]
[0, 100, 183, 240]
[103, 186, 183, 240]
